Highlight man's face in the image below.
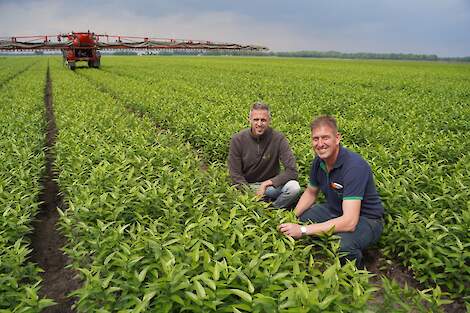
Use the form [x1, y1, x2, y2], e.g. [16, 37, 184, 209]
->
[250, 109, 270, 137]
[311, 125, 341, 161]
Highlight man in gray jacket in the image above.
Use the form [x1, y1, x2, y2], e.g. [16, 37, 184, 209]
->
[228, 102, 300, 208]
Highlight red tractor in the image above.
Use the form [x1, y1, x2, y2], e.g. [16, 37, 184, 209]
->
[0, 31, 268, 70]
[61, 32, 101, 70]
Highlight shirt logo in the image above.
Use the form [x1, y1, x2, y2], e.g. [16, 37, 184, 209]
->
[330, 182, 343, 197]
[330, 182, 343, 190]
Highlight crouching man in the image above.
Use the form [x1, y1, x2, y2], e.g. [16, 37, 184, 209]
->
[228, 102, 300, 208]
[279, 115, 384, 268]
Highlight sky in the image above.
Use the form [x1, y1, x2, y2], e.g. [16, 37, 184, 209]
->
[0, 0, 469, 57]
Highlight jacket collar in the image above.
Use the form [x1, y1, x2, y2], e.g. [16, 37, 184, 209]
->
[249, 127, 273, 141]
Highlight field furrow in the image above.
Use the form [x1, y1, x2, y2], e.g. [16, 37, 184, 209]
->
[1, 55, 468, 312]
[0, 59, 54, 312]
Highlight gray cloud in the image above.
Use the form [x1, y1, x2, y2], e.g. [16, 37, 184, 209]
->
[1, 0, 469, 56]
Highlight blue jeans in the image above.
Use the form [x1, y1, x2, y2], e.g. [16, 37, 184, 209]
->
[250, 180, 301, 208]
[299, 203, 383, 268]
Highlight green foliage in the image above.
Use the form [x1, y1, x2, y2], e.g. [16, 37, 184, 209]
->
[0, 59, 54, 311]
[3, 55, 468, 311]
[79, 56, 470, 300]
[0, 57, 37, 86]
[376, 277, 455, 313]
[49, 59, 377, 311]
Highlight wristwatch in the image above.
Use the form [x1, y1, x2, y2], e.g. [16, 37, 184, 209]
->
[300, 226, 307, 236]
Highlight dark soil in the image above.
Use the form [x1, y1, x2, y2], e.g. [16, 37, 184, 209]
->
[363, 249, 466, 313]
[29, 66, 80, 313]
[364, 248, 420, 288]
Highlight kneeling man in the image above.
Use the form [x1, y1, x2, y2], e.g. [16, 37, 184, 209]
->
[279, 115, 384, 268]
[228, 102, 300, 208]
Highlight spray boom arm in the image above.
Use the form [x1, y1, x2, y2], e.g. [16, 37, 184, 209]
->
[0, 31, 268, 51]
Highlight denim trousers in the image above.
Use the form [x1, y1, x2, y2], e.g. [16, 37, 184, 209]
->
[249, 180, 300, 208]
[299, 203, 383, 268]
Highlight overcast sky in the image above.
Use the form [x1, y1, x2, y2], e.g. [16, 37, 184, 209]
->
[1, 0, 469, 57]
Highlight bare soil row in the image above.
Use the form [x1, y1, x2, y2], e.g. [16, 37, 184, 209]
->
[29, 66, 79, 313]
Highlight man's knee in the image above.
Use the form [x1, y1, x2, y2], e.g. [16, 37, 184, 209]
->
[339, 235, 363, 268]
[282, 180, 301, 197]
[270, 180, 301, 208]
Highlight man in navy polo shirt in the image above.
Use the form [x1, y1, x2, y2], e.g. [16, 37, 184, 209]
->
[278, 115, 384, 268]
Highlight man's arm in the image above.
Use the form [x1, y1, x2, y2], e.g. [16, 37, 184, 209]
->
[294, 185, 319, 217]
[227, 136, 248, 186]
[279, 199, 361, 239]
[270, 136, 298, 187]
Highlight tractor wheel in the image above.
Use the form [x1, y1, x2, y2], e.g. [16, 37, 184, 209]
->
[93, 59, 101, 68]
[68, 62, 76, 70]
[88, 60, 93, 68]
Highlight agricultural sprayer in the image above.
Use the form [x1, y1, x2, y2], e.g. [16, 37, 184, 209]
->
[0, 31, 268, 70]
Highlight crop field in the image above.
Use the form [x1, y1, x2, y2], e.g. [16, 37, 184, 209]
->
[0, 55, 469, 312]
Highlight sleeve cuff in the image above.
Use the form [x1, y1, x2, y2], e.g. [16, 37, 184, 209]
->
[343, 196, 363, 200]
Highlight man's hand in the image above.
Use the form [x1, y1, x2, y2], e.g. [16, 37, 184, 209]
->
[278, 223, 303, 239]
[256, 180, 273, 197]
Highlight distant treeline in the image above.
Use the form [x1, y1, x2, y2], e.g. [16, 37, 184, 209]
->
[274, 50, 470, 62]
[5, 49, 466, 62]
[117, 49, 470, 62]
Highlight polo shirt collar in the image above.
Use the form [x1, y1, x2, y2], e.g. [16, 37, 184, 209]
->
[333, 145, 347, 169]
[319, 145, 346, 172]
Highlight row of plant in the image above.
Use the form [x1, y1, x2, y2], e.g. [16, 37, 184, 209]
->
[0, 56, 452, 311]
[0, 60, 53, 311]
[0, 57, 37, 86]
[72, 59, 451, 311]
[47, 59, 403, 312]
[82, 56, 469, 302]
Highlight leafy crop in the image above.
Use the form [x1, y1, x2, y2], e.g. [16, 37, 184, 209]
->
[0, 60, 54, 312]
[49, 60, 379, 312]
[0, 57, 36, 87]
[79, 56, 470, 302]
[2, 56, 468, 311]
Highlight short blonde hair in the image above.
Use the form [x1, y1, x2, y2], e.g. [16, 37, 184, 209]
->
[310, 115, 338, 132]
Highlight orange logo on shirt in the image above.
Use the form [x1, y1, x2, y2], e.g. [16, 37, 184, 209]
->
[330, 182, 343, 190]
